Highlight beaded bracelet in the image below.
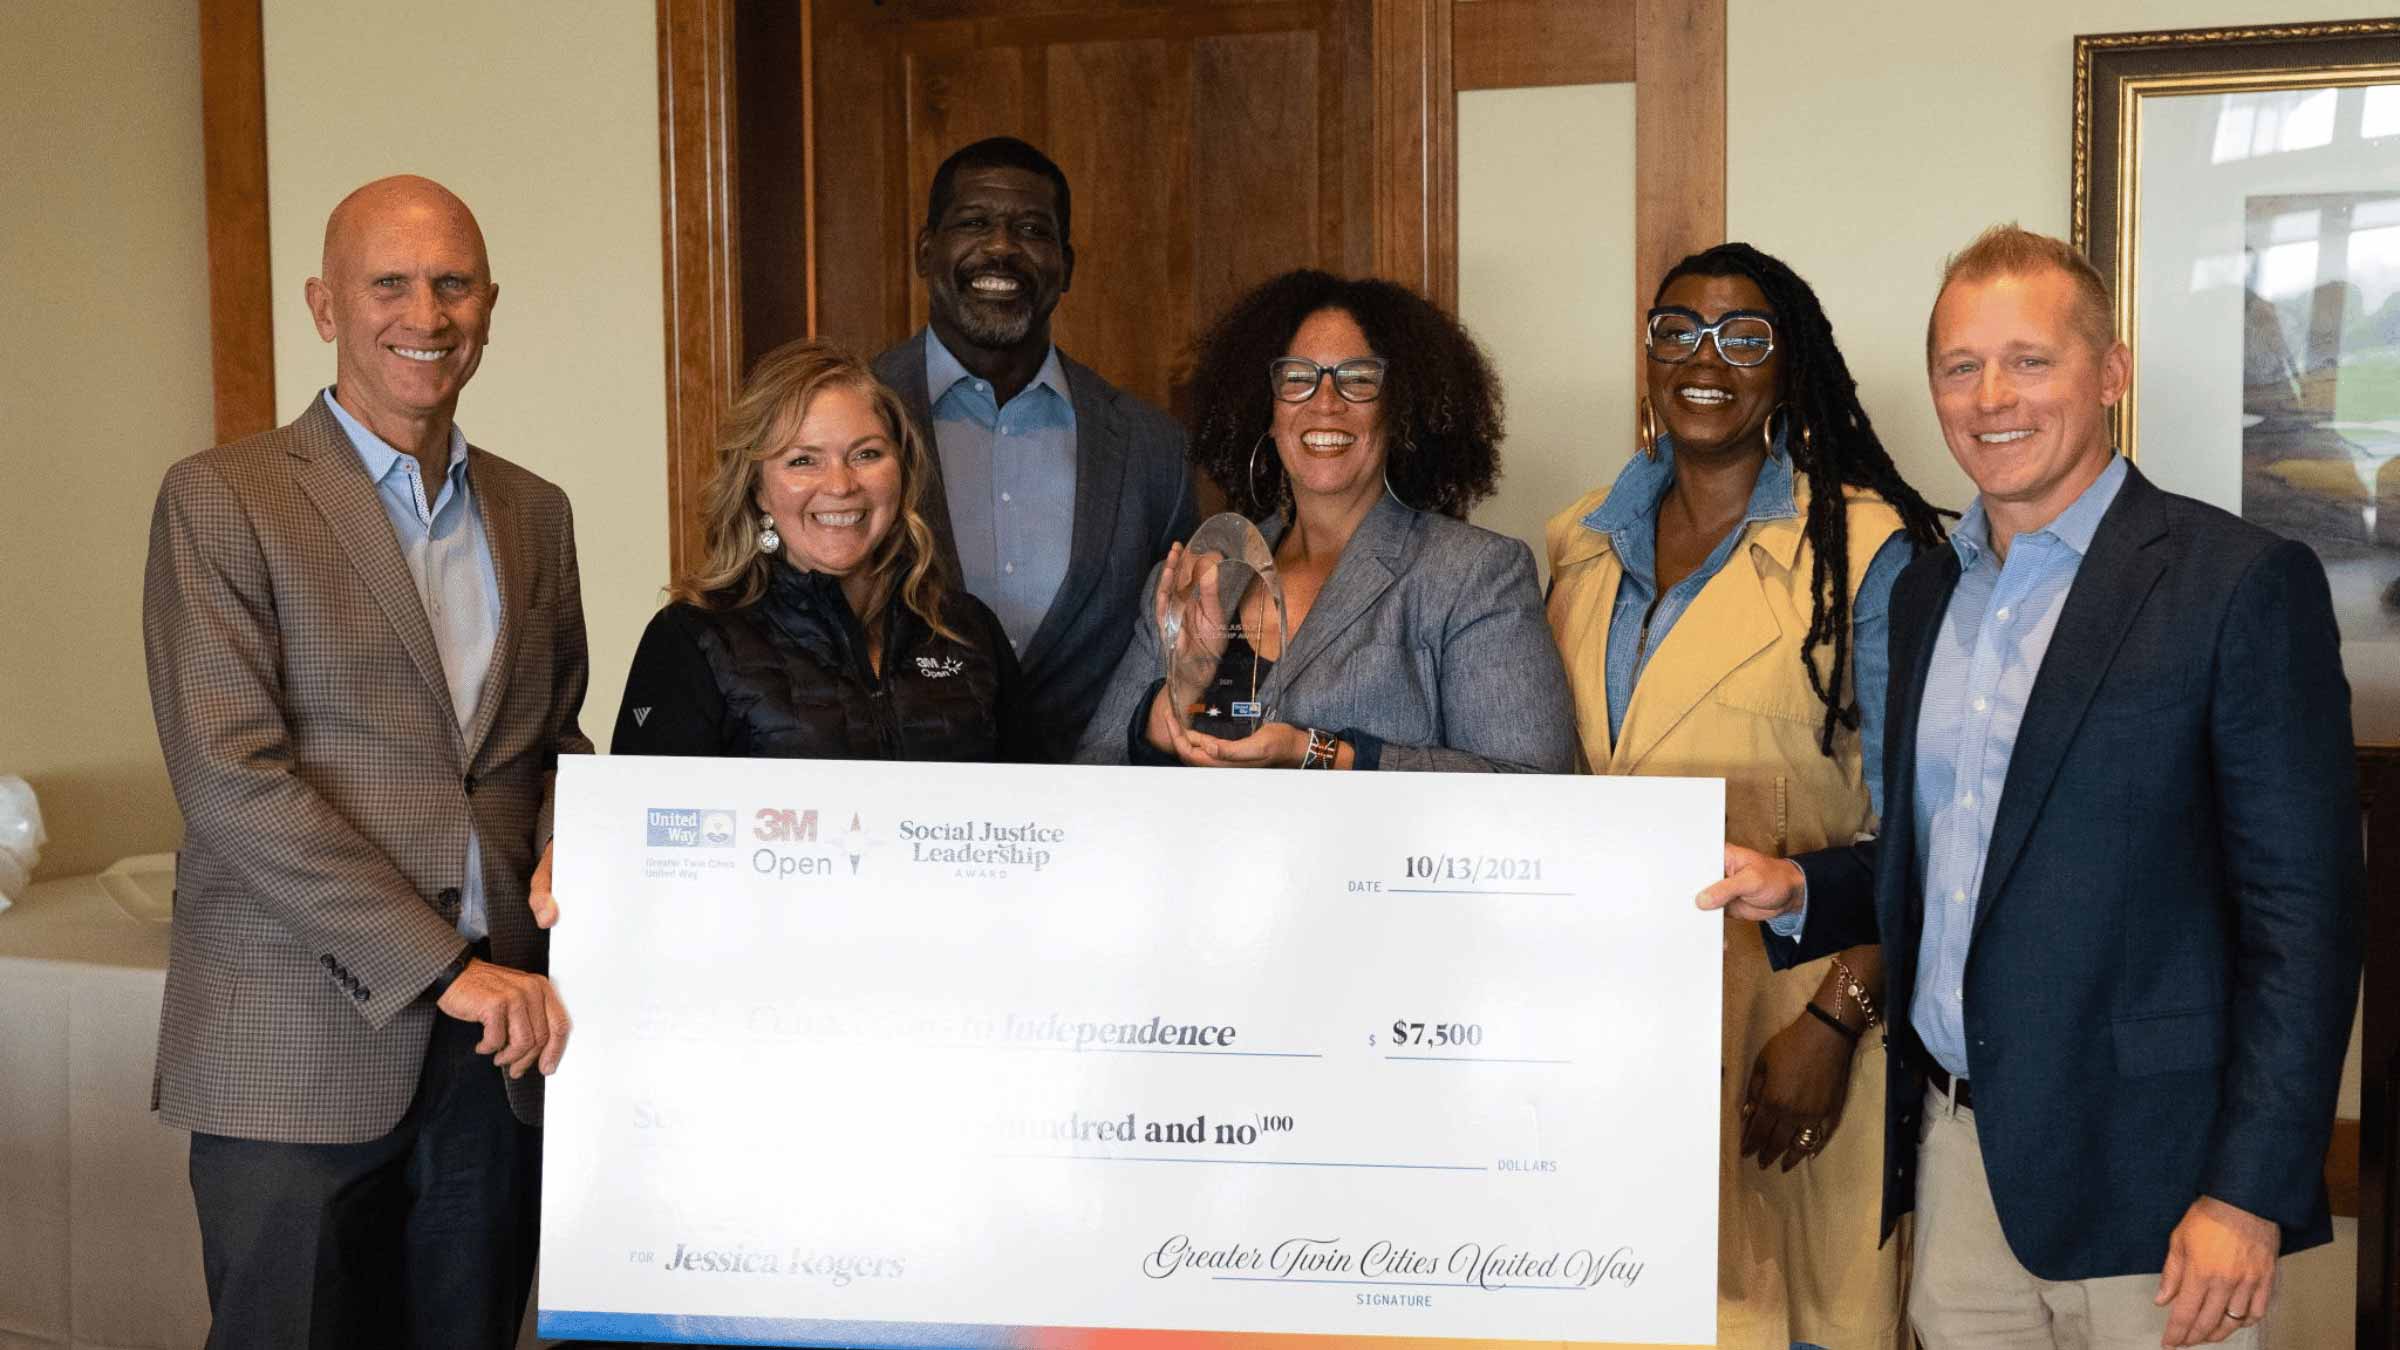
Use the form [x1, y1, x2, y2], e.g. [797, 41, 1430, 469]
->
[1299, 727, 1343, 769]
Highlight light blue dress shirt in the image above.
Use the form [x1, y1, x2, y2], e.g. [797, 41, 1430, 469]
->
[323, 389, 501, 940]
[1580, 435, 1909, 817]
[1910, 454, 2127, 1077]
[924, 332, 1077, 655]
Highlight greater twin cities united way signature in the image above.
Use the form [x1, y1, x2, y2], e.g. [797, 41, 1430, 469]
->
[1142, 1235, 1645, 1291]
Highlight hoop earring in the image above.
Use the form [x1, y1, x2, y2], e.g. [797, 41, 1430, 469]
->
[1764, 402, 1814, 460]
[1637, 398, 1660, 460]
[1383, 431, 1424, 513]
[1246, 432, 1278, 513]
[756, 510, 781, 555]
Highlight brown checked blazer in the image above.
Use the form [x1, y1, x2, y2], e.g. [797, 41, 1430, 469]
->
[142, 395, 591, 1144]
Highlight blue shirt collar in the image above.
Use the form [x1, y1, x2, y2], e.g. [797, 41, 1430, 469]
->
[924, 329, 1068, 408]
[1580, 432, 1800, 537]
[1951, 452, 2127, 568]
[321, 387, 468, 486]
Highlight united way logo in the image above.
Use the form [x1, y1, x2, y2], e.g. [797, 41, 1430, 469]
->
[648, 807, 737, 848]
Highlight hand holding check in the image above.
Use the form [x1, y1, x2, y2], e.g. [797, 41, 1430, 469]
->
[1696, 843, 1808, 922]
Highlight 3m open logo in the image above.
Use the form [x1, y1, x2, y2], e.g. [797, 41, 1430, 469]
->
[648, 808, 737, 848]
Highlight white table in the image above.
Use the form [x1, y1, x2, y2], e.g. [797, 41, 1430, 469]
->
[0, 864, 555, 1349]
[0, 863, 207, 1350]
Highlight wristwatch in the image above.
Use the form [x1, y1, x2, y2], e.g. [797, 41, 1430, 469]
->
[422, 945, 475, 1003]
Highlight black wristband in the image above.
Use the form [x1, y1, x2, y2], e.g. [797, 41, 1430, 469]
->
[1803, 1000, 1861, 1043]
[423, 945, 474, 1003]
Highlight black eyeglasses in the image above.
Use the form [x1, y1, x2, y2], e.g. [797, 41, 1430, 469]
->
[1269, 357, 1389, 403]
[1646, 307, 1777, 367]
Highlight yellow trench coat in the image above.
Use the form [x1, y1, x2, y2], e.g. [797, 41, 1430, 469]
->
[1546, 474, 1907, 1350]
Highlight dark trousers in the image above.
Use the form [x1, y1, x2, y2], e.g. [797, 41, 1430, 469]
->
[188, 1013, 541, 1350]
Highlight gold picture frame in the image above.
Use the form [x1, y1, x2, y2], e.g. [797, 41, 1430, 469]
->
[2073, 19, 2400, 457]
[2074, 19, 2400, 748]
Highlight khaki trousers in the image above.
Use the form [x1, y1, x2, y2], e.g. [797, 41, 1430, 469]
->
[1909, 1088, 2268, 1350]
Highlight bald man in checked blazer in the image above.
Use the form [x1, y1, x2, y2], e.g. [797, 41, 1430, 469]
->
[143, 175, 586, 1348]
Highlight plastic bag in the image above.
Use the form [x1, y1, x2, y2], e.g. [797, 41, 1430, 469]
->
[0, 775, 46, 908]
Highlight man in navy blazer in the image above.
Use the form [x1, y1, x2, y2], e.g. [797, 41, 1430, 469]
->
[1703, 225, 2360, 1349]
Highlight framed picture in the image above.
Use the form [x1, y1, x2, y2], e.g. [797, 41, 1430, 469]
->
[2074, 19, 2400, 745]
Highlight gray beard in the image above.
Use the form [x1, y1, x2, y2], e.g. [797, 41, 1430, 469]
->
[949, 299, 1036, 349]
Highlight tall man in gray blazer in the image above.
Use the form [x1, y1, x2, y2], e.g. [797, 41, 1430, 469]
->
[143, 175, 585, 1348]
[1703, 226, 2360, 1349]
[873, 137, 1195, 761]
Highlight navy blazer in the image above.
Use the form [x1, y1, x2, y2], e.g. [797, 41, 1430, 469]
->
[874, 332, 1196, 762]
[1773, 465, 2362, 1280]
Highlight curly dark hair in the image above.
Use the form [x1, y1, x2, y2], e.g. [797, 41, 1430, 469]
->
[1656, 242, 1951, 756]
[1186, 270, 1503, 520]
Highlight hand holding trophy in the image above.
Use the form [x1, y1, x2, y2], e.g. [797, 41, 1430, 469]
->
[1156, 513, 1289, 747]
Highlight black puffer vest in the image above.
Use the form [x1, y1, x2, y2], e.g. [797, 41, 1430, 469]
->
[664, 562, 1010, 761]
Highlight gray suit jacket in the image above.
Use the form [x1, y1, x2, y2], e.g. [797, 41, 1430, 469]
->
[143, 397, 591, 1142]
[873, 331, 1194, 761]
[1074, 495, 1576, 772]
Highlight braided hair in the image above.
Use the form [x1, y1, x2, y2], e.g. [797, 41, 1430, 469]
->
[1657, 243, 1949, 755]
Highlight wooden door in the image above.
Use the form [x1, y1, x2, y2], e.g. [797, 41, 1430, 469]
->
[773, 0, 1376, 421]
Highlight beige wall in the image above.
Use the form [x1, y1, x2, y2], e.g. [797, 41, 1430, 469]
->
[1459, 84, 1638, 575]
[0, 1, 667, 884]
[261, 0, 669, 755]
[0, 2, 211, 879]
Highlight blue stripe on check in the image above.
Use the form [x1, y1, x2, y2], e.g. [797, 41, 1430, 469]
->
[537, 1310, 1027, 1347]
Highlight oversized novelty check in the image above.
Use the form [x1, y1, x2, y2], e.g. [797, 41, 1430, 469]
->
[539, 756, 1722, 1349]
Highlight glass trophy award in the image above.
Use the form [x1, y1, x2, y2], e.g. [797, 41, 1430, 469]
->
[1157, 513, 1289, 740]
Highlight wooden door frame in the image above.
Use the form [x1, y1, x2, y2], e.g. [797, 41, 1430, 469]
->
[200, 0, 276, 443]
[657, 0, 746, 583]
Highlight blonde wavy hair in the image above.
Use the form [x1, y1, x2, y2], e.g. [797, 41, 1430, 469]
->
[671, 338, 959, 641]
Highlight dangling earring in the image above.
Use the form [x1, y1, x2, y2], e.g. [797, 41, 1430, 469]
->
[1637, 398, 1660, 460]
[756, 510, 781, 555]
[1246, 433, 1277, 514]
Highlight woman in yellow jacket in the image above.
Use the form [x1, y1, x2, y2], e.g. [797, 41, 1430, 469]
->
[1547, 243, 1947, 1350]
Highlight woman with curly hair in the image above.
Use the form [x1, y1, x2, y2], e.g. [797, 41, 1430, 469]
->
[612, 338, 1026, 762]
[1075, 269, 1573, 772]
[1546, 243, 1948, 1350]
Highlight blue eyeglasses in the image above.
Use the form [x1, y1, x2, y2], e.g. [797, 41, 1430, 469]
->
[1645, 307, 1777, 367]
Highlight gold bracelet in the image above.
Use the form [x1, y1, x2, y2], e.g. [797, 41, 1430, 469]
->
[1829, 954, 1880, 1028]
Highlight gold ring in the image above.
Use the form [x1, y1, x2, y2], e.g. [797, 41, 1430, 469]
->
[1795, 1126, 1820, 1151]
